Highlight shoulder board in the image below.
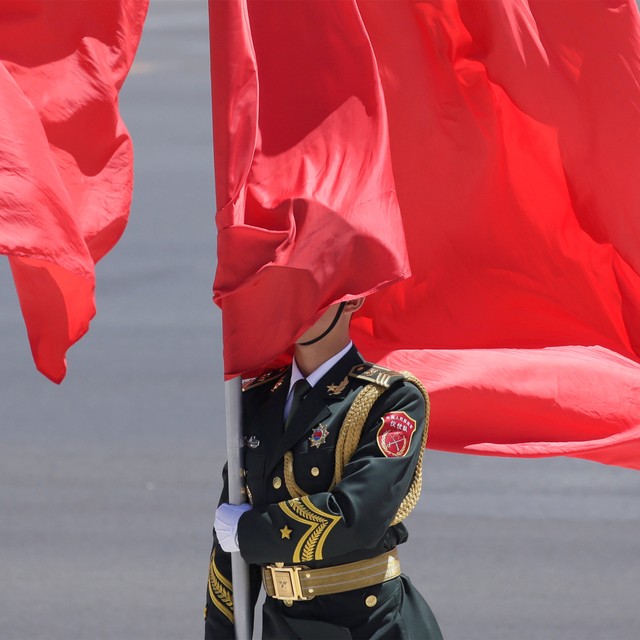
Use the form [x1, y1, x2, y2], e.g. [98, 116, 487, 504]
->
[348, 363, 406, 389]
[242, 367, 288, 392]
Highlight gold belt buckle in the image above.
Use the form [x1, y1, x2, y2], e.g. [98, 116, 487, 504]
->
[267, 562, 310, 601]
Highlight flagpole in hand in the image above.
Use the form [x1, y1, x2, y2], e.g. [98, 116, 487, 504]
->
[224, 376, 252, 640]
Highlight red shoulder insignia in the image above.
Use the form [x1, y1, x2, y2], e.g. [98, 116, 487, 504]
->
[376, 412, 417, 457]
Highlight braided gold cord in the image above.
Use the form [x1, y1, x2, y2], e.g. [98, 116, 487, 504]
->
[283, 451, 307, 498]
[283, 373, 430, 526]
[390, 373, 430, 525]
[330, 384, 386, 488]
[283, 385, 386, 497]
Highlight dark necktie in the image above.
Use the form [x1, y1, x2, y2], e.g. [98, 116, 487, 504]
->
[285, 379, 311, 430]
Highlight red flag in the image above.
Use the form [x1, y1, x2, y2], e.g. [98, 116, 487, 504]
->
[351, 0, 640, 469]
[0, 0, 148, 383]
[209, 0, 410, 378]
[210, 1, 640, 469]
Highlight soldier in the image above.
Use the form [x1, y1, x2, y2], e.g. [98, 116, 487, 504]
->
[205, 299, 443, 639]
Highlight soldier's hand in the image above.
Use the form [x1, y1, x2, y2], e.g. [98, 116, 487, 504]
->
[214, 503, 252, 552]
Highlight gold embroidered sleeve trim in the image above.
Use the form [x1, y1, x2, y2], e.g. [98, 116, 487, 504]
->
[278, 495, 341, 563]
[208, 548, 234, 623]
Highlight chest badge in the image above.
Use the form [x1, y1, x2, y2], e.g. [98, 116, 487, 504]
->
[327, 376, 349, 396]
[309, 423, 329, 448]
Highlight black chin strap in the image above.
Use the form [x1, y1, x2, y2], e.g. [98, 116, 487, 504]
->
[298, 301, 347, 346]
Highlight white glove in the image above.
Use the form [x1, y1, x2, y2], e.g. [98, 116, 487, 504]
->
[214, 503, 252, 553]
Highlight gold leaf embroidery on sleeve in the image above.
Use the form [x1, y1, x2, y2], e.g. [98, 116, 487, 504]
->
[208, 548, 234, 623]
[278, 495, 341, 563]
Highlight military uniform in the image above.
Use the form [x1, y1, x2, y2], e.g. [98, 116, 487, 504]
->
[205, 346, 442, 639]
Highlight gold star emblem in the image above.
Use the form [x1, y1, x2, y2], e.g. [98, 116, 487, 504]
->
[280, 525, 292, 539]
[309, 423, 329, 448]
[327, 376, 349, 395]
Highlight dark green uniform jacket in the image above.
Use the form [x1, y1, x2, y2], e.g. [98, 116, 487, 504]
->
[205, 346, 442, 639]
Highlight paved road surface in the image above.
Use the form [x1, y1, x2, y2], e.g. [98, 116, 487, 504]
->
[1, 2, 639, 639]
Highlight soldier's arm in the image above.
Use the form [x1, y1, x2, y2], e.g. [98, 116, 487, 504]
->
[236, 381, 426, 565]
[205, 465, 261, 639]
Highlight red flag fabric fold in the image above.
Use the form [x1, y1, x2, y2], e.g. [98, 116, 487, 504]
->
[0, 0, 148, 382]
[211, 0, 640, 468]
[209, 0, 410, 378]
[375, 346, 640, 470]
[351, 0, 640, 469]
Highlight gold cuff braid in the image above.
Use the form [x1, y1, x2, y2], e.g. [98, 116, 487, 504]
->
[279, 495, 341, 562]
[208, 548, 234, 623]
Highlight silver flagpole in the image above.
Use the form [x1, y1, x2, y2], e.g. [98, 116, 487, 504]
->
[224, 376, 253, 640]
[210, 0, 253, 632]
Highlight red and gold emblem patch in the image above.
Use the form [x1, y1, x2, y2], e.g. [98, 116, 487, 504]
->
[376, 412, 417, 458]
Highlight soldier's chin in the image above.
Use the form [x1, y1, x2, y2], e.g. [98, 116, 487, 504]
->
[296, 333, 318, 346]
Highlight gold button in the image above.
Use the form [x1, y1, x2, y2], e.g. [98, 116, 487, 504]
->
[283, 599, 293, 607]
[272, 476, 282, 489]
[365, 595, 377, 608]
[311, 467, 320, 477]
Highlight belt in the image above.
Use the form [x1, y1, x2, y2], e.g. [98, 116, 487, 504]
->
[262, 549, 401, 601]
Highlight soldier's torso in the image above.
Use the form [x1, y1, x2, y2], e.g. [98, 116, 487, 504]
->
[205, 347, 443, 640]
[241, 350, 410, 568]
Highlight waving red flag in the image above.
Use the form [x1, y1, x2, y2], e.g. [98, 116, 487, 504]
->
[352, 0, 640, 469]
[209, 0, 410, 378]
[0, 0, 148, 383]
[210, 0, 640, 469]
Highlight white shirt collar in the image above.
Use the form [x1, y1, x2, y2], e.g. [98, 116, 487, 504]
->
[288, 341, 353, 393]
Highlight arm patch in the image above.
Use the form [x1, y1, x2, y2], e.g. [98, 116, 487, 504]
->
[376, 411, 417, 458]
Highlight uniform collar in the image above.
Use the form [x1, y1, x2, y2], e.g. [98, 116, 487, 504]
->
[266, 344, 363, 474]
[288, 341, 353, 396]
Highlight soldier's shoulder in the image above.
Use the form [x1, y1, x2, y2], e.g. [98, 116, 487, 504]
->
[242, 366, 288, 392]
[348, 362, 409, 389]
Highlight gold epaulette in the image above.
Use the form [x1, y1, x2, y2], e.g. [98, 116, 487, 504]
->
[242, 367, 288, 392]
[348, 363, 406, 388]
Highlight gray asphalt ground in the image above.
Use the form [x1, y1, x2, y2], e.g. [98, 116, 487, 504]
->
[1, 2, 639, 639]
